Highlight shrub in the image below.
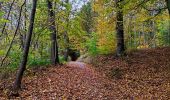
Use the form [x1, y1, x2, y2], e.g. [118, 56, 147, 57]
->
[86, 32, 99, 55]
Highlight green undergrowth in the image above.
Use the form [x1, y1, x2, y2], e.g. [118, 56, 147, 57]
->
[0, 50, 67, 80]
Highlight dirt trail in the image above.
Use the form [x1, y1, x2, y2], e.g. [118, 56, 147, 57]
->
[9, 61, 118, 100]
[66, 61, 88, 69]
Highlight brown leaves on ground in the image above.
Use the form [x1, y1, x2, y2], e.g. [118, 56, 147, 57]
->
[0, 47, 170, 99]
[7, 63, 118, 99]
[93, 47, 170, 99]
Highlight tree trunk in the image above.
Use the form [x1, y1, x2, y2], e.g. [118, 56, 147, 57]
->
[63, 0, 70, 61]
[115, 0, 125, 56]
[12, 0, 37, 91]
[166, 0, 170, 15]
[166, 0, 170, 45]
[47, 0, 59, 65]
[64, 31, 70, 61]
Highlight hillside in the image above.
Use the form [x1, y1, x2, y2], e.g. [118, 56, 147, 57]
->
[0, 47, 170, 99]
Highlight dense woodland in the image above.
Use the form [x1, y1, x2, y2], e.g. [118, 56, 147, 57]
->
[0, 0, 170, 99]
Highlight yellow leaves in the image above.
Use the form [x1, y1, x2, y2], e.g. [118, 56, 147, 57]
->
[137, 45, 149, 49]
[92, 0, 117, 54]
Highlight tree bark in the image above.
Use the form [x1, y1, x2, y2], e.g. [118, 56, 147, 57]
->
[12, 0, 37, 91]
[64, 31, 70, 61]
[166, 0, 170, 45]
[166, 0, 170, 15]
[115, 0, 125, 56]
[47, 0, 59, 65]
[63, 0, 70, 61]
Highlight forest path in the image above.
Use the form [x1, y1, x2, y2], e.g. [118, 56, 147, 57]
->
[66, 61, 94, 71]
[17, 61, 118, 99]
[66, 61, 87, 69]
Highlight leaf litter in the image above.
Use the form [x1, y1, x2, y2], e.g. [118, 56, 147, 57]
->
[0, 47, 170, 99]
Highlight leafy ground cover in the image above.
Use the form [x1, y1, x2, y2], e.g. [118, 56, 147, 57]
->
[0, 47, 170, 99]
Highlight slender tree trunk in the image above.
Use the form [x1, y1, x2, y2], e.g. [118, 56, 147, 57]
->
[0, 0, 15, 38]
[64, 31, 70, 61]
[115, 0, 125, 56]
[19, 31, 24, 50]
[0, 2, 2, 9]
[12, 0, 37, 91]
[165, 0, 170, 45]
[22, 0, 27, 50]
[128, 15, 132, 49]
[47, 0, 59, 65]
[64, 0, 70, 61]
[134, 16, 137, 48]
[166, 0, 170, 15]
